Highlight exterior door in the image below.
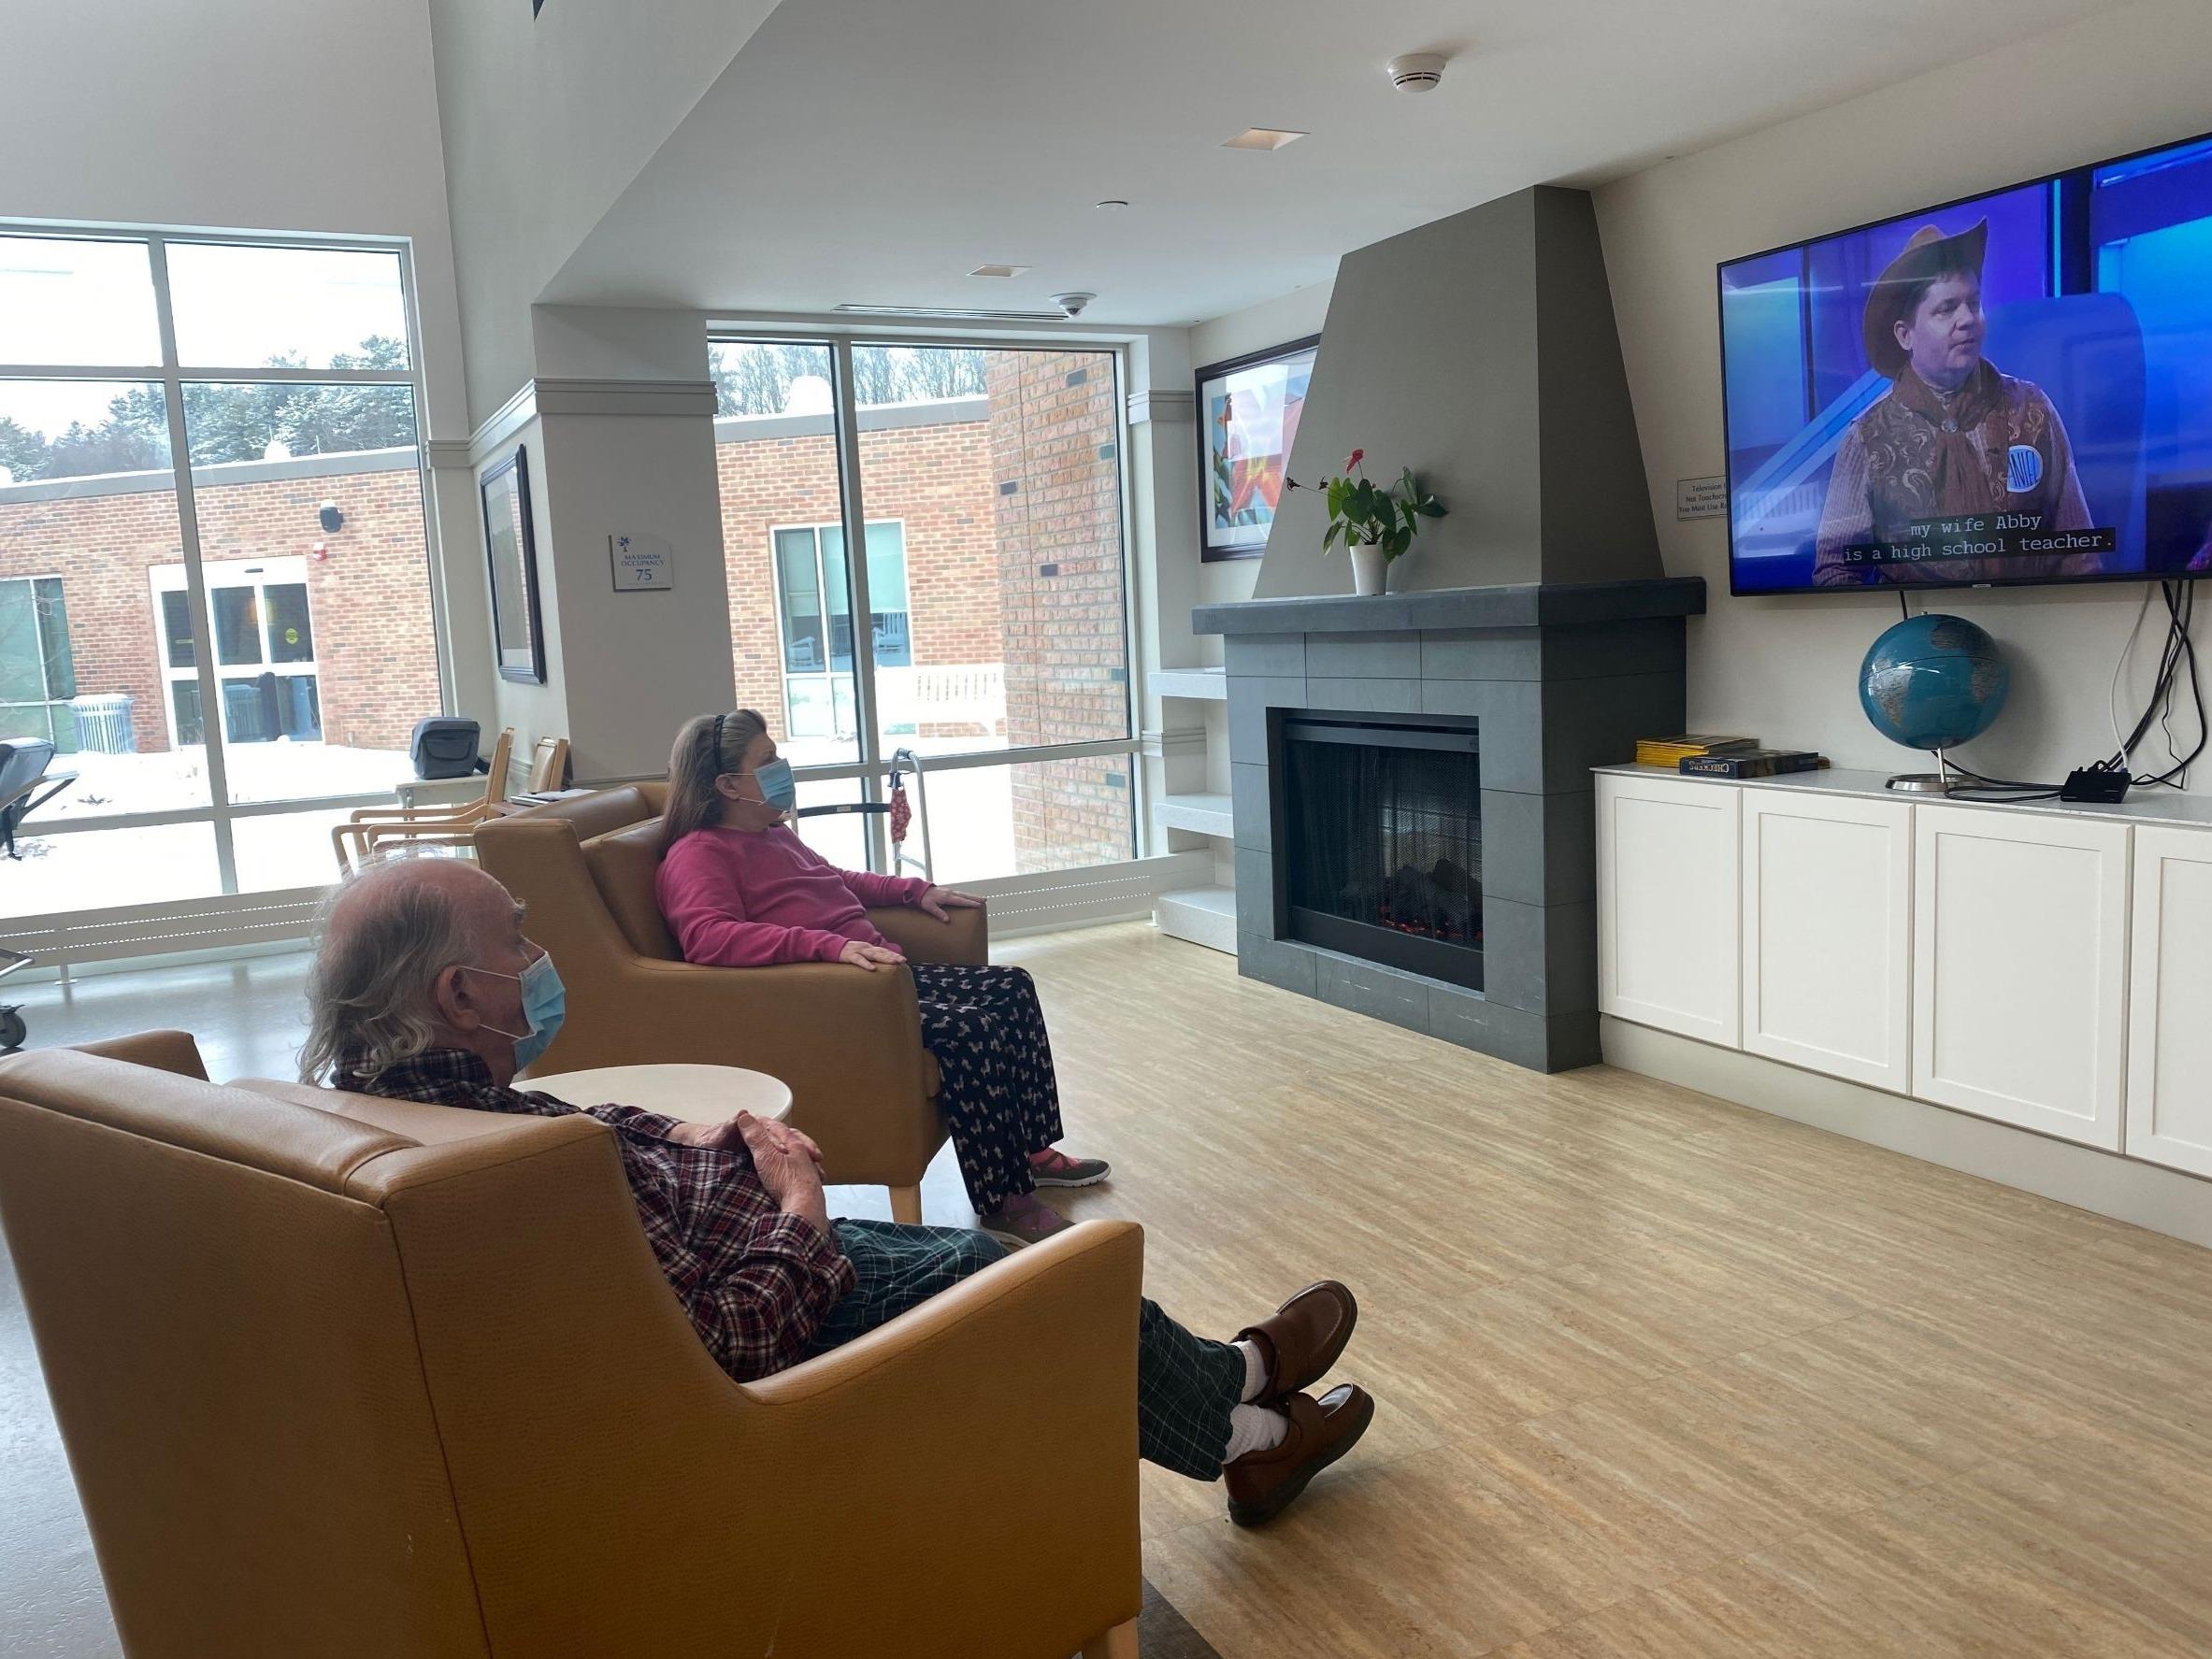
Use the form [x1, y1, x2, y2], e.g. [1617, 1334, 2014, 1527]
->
[151, 557, 320, 747]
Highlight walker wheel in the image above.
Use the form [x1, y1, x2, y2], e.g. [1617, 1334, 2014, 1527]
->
[0, 1007, 24, 1052]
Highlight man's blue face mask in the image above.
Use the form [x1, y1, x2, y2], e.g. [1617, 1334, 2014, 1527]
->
[464, 951, 567, 1070]
[740, 756, 797, 813]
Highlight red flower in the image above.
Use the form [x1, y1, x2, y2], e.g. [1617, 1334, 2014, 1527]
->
[1344, 448, 1364, 471]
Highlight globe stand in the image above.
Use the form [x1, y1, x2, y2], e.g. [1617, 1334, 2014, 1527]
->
[1886, 748, 1961, 794]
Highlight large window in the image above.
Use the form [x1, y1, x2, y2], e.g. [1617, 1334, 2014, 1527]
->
[0, 230, 438, 922]
[711, 339, 1136, 878]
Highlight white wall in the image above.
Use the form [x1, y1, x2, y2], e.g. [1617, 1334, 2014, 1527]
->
[1597, 0, 2212, 791]
[422, 0, 779, 423]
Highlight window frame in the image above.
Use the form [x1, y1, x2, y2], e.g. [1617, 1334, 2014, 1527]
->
[0, 222, 441, 895]
[711, 333, 1143, 876]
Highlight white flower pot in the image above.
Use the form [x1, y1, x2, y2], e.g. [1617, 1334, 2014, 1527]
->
[1349, 544, 1390, 596]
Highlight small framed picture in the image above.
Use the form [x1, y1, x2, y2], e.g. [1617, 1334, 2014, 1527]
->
[1196, 335, 1319, 562]
[480, 445, 546, 685]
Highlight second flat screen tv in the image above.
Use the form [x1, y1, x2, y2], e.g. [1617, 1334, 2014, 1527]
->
[1719, 131, 2212, 594]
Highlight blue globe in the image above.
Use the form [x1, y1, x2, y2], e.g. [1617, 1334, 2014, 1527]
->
[1859, 614, 2010, 752]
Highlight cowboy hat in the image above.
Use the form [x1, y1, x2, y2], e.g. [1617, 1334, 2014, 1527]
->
[1861, 220, 1989, 379]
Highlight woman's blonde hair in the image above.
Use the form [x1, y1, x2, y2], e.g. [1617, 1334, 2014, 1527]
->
[663, 708, 770, 850]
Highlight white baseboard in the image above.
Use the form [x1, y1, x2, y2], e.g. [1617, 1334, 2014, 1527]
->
[1602, 1016, 2212, 1250]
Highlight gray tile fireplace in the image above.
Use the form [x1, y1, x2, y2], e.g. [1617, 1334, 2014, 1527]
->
[1195, 579, 1704, 1073]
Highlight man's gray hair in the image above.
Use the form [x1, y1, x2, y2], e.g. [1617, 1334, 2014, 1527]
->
[298, 858, 476, 1085]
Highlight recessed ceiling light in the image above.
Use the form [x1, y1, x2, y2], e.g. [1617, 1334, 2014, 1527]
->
[1096, 199, 1130, 209]
[968, 263, 1029, 279]
[1223, 128, 1306, 151]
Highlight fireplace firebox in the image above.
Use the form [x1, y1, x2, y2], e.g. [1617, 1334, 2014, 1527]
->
[1277, 713, 1483, 991]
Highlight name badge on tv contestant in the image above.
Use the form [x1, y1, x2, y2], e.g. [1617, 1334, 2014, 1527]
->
[2006, 444, 2045, 493]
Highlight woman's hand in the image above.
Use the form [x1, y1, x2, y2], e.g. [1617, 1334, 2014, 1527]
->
[840, 940, 908, 971]
[915, 886, 984, 922]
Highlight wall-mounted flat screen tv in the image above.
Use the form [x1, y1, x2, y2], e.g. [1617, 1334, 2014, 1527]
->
[1720, 130, 2212, 594]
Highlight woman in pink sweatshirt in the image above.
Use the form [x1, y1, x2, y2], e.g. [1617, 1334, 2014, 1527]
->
[654, 710, 1108, 1246]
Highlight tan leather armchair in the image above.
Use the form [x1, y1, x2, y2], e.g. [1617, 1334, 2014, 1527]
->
[0, 1035, 1143, 1659]
[475, 783, 985, 1223]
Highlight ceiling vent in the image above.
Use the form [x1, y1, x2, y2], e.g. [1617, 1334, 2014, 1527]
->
[968, 264, 1029, 278]
[1222, 128, 1306, 151]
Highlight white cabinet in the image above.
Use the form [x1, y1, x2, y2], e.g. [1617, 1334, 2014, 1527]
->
[1598, 773, 1740, 1046]
[2126, 826, 2212, 1177]
[1742, 792, 1912, 1092]
[1912, 805, 2129, 1149]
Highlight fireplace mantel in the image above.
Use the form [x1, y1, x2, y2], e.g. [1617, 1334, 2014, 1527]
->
[1192, 577, 1705, 637]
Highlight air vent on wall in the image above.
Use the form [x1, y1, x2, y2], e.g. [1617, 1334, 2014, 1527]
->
[834, 303, 1075, 322]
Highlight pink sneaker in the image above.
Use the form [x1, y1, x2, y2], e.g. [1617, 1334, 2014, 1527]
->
[980, 1193, 1073, 1249]
[1027, 1147, 1111, 1188]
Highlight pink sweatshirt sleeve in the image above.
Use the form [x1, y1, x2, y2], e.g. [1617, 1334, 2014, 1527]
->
[839, 867, 931, 908]
[781, 833, 930, 908]
[659, 837, 855, 966]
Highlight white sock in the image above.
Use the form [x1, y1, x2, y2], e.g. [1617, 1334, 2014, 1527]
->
[1224, 1404, 1290, 1464]
[1236, 1338, 1269, 1404]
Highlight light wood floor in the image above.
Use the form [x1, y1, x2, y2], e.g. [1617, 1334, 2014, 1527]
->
[1010, 923, 2212, 1659]
[10, 924, 2212, 1657]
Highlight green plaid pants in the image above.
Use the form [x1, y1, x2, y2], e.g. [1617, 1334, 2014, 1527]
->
[807, 1220, 1247, 1480]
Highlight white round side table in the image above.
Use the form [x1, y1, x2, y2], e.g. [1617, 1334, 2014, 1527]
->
[522, 1063, 793, 1125]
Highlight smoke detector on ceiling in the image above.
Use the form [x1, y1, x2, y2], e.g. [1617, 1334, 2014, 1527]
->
[1386, 52, 1448, 93]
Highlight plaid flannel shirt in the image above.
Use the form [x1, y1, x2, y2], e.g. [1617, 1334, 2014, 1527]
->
[342, 1048, 855, 1381]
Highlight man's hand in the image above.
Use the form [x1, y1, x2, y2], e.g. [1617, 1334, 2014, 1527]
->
[668, 1113, 822, 1164]
[840, 940, 907, 971]
[734, 1109, 830, 1232]
[915, 886, 984, 922]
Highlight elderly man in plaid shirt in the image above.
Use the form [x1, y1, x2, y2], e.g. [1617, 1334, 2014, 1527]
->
[302, 856, 1373, 1527]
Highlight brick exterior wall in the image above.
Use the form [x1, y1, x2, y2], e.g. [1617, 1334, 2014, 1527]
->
[988, 352, 1133, 870]
[0, 457, 438, 754]
[716, 421, 1004, 738]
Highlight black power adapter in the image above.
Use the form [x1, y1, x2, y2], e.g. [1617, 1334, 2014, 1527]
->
[2060, 766, 2131, 804]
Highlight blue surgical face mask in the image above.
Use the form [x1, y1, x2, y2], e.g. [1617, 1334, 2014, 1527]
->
[466, 951, 567, 1070]
[742, 756, 797, 814]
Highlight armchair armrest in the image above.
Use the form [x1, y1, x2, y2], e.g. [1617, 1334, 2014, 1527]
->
[528, 953, 944, 1187]
[869, 900, 988, 966]
[742, 1219, 1144, 1657]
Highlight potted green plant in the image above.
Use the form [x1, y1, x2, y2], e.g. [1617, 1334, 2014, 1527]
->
[1299, 450, 1447, 595]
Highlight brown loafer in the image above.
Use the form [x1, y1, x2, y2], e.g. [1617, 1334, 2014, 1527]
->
[1225, 1384, 1375, 1527]
[1237, 1280, 1357, 1403]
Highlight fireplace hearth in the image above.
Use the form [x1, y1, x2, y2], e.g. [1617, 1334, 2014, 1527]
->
[1280, 715, 1484, 991]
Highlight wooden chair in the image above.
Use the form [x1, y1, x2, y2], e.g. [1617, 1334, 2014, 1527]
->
[332, 727, 514, 873]
[525, 736, 570, 794]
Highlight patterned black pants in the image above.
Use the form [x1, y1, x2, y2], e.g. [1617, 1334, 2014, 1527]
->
[910, 962, 1065, 1214]
[808, 1220, 1248, 1480]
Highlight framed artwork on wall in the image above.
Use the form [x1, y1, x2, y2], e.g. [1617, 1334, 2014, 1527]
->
[480, 444, 546, 685]
[1196, 335, 1318, 562]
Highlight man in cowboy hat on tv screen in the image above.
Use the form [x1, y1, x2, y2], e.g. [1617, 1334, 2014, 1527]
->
[1813, 219, 2098, 585]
